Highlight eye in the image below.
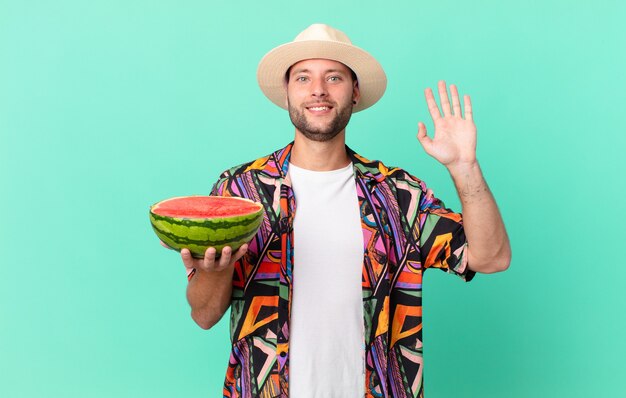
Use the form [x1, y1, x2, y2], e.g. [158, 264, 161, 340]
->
[328, 75, 342, 82]
[295, 76, 308, 82]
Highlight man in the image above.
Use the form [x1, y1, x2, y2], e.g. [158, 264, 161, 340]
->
[177, 24, 511, 397]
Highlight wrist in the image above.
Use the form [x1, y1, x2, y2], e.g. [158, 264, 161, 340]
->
[193, 264, 235, 280]
[446, 159, 480, 178]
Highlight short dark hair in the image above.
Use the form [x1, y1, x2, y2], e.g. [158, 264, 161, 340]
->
[285, 64, 358, 84]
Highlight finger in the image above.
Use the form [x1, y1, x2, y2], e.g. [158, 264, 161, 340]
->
[231, 244, 249, 263]
[201, 247, 217, 271]
[160, 240, 173, 250]
[218, 246, 232, 270]
[181, 248, 196, 270]
[450, 84, 462, 117]
[438, 80, 452, 117]
[424, 88, 442, 121]
[464, 95, 473, 121]
[416, 122, 433, 152]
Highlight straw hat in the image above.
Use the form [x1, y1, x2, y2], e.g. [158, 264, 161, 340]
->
[257, 24, 387, 113]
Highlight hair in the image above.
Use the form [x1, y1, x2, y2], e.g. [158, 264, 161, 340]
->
[284, 64, 358, 85]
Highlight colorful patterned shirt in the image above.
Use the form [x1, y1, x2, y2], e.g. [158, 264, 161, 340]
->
[193, 142, 475, 397]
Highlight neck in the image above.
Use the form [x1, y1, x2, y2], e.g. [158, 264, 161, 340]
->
[290, 130, 351, 171]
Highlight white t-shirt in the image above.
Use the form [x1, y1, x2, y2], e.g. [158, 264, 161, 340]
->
[288, 162, 365, 398]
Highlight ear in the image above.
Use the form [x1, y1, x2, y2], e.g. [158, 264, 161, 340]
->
[352, 80, 361, 105]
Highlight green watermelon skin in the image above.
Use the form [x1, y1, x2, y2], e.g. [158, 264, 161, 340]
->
[149, 196, 264, 258]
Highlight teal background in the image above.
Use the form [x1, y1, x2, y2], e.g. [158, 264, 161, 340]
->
[1, 0, 625, 396]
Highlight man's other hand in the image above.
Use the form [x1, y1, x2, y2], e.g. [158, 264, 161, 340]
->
[180, 245, 248, 276]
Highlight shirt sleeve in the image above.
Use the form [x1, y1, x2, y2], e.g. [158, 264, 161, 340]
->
[414, 177, 475, 282]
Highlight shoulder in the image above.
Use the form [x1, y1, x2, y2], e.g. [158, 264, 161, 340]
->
[351, 150, 428, 193]
[216, 151, 276, 180]
[210, 149, 283, 196]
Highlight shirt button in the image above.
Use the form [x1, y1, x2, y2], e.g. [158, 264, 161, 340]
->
[279, 351, 287, 357]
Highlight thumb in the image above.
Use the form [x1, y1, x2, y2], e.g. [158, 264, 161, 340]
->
[416, 122, 433, 152]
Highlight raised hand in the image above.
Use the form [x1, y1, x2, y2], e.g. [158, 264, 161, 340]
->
[416, 80, 477, 168]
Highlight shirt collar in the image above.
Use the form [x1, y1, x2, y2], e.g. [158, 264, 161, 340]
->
[257, 141, 390, 186]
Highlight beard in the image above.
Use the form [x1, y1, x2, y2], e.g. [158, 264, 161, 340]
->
[287, 99, 353, 142]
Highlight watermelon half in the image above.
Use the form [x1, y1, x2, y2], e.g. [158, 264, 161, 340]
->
[149, 196, 264, 258]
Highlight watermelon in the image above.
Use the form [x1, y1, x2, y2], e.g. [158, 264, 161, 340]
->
[149, 196, 264, 258]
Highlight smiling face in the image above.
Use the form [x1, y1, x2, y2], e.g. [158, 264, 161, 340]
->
[285, 58, 360, 142]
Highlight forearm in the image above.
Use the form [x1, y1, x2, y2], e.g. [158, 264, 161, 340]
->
[447, 161, 511, 273]
[186, 267, 234, 329]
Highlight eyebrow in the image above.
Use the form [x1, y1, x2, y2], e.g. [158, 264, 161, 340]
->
[290, 68, 349, 76]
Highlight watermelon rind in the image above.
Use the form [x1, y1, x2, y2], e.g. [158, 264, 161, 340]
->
[149, 196, 264, 258]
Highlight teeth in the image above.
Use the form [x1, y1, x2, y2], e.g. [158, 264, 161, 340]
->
[309, 106, 329, 111]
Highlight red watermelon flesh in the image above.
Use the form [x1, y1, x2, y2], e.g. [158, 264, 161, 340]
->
[152, 196, 262, 218]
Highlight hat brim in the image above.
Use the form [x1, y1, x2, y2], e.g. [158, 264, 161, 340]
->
[257, 40, 387, 113]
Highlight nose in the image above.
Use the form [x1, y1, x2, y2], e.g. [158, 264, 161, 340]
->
[310, 78, 328, 98]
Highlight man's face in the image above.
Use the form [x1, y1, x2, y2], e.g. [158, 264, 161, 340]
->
[285, 59, 359, 142]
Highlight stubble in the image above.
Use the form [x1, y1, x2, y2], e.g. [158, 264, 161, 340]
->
[287, 99, 353, 142]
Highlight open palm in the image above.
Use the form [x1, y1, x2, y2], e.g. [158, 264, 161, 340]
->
[417, 81, 477, 167]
